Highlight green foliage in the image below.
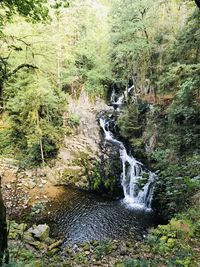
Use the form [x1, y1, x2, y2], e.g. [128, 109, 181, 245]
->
[0, 0, 49, 28]
[115, 259, 160, 267]
[0, 124, 12, 155]
[144, 205, 200, 266]
[71, 0, 112, 96]
[94, 240, 113, 260]
[167, 78, 199, 124]
[137, 172, 150, 189]
[74, 252, 87, 264]
[90, 171, 102, 191]
[117, 101, 149, 159]
[154, 161, 200, 218]
[90, 166, 117, 192]
[67, 113, 80, 127]
[1, 72, 65, 166]
[110, 0, 155, 86]
[171, 10, 200, 64]
[0, 0, 112, 165]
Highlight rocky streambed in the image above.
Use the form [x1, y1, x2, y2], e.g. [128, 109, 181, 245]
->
[7, 220, 158, 267]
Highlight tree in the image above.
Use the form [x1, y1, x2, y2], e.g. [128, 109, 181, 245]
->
[0, 176, 8, 266]
[110, 0, 161, 92]
[5, 72, 65, 166]
[0, 0, 69, 106]
[0, 0, 49, 25]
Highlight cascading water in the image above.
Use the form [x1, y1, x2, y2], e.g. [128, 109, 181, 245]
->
[41, 85, 157, 243]
[100, 86, 156, 210]
[110, 85, 134, 106]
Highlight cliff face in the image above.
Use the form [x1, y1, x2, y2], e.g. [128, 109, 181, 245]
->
[45, 91, 112, 189]
[0, 89, 123, 210]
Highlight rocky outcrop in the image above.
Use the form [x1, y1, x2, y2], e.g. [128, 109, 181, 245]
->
[0, 90, 124, 219]
[45, 90, 112, 189]
[1, 90, 124, 207]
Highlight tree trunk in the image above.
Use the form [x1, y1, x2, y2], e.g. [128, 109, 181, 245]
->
[36, 110, 45, 166]
[57, 15, 62, 90]
[0, 176, 8, 266]
[40, 138, 45, 167]
[0, 82, 3, 112]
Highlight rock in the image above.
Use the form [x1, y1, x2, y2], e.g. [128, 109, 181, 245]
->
[119, 247, 127, 256]
[126, 241, 133, 248]
[24, 233, 35, 244]
[47, 248, 59, 256]
[91, 240, 99, 247]
[29, 240, 45, 250]
[48, 239, 64, 251]
[82, 243, 90, 251]
[25, 260, 43, 267]
[26, 181, 36, 189]
[45, 237, 56, 245]
[28, 224, 50, 241]
[6, 184, 12, 189]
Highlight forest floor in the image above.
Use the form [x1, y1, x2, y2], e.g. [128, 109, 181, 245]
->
[0, 158, 64, 219]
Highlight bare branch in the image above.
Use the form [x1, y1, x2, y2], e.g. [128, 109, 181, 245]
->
[7, 64, 38, 78]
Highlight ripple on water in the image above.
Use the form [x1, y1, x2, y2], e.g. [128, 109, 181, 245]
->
[44, 186, 156, 243]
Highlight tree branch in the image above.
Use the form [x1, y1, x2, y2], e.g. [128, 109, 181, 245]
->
[7, 64, 38, 78]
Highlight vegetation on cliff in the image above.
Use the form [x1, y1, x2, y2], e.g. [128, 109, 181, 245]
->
[0, 0, 200, 266]
[112, 1, 200, 218]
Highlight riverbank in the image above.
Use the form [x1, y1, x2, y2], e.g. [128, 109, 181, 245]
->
[7, 201, 200, 266]
[0, 158, 65, 219]
[1, 155, 200, 266]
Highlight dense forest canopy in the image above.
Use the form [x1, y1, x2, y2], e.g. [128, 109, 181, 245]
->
[0, 0, 200, 266]
[0, 0, 111, 166]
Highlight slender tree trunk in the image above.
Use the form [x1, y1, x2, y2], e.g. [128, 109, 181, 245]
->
[39, 139, 45, 167]
[0, 176, 8, 266]
[36, 110, 45, 166]
[57, 15, 62, 90]
[0, 82, 3, 112]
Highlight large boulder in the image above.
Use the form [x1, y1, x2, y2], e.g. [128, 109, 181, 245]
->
[28, 224, 50, 241]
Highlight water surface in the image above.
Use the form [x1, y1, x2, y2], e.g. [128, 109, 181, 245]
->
[44, 186, 155, 243]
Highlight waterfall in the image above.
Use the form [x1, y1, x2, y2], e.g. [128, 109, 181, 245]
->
[99, 85, 156, 210]
[110, 85, 134, 106]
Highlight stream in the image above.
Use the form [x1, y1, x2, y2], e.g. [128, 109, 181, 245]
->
[43, 87, 157, 243]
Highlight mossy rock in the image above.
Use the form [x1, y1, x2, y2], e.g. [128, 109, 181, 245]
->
[82, 242, 90, 251]
[47, 248, 59, 256]
[25, 260, 43, 267]
[27, 224, 50, 241]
